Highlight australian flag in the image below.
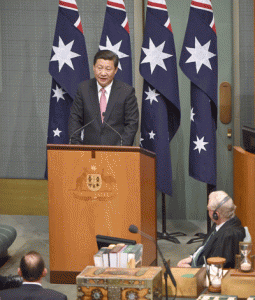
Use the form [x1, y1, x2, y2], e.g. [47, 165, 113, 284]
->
[140, 0, 180, 196]
[179, 0, 218, 186]
[99, 0, 132, 86]
[46, 0, 90, 146]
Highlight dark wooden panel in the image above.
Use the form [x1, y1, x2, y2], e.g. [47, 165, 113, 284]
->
[50, 271, 79, 284]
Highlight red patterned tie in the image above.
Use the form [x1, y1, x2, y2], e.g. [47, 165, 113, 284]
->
[100, 88, 107, 122]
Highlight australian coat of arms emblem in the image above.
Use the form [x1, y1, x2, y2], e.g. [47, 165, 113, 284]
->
[87, 173, 102, 192]
[73, 166, 116, 201]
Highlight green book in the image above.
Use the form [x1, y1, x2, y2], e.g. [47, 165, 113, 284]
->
[119, 245, 135, 268]
[127, 244, 143, 264]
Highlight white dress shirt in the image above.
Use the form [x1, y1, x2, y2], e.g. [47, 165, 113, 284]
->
[22, 281, 42, 286]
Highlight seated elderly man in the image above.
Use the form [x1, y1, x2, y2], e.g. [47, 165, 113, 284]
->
[177, 191, 245, 269]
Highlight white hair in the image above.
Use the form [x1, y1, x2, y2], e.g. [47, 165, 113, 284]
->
[208, 191, 236, 219]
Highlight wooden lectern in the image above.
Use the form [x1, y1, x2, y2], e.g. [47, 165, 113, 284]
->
[233, 146, 255, 244]
[47, 145, 157, 284]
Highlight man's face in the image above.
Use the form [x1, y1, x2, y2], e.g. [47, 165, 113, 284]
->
[93, 59, 118, 87]
[208, 208, 214, 221]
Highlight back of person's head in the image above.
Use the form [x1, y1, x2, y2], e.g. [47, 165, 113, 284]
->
[93, 50, 119, 68]
[208, 191, 236, 219]
[20, 251, 45, 282]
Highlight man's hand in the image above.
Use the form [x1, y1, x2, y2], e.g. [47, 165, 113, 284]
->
[177, 256, 192, 268]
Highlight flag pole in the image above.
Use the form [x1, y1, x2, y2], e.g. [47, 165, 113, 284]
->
[206, 183, 215, 232]
[157, 192, 186, 244]
[187, 184, 215, 244]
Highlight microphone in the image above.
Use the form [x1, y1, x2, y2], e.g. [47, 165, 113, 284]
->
[129, 224, 176, 289]
[69, 111, 100, 144]
[102, 113, 123, 146]
[129, 224, 139, 234]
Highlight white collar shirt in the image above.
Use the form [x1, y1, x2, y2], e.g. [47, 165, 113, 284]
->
[215, 221, 226, 232]
[22, 282, 42, 286]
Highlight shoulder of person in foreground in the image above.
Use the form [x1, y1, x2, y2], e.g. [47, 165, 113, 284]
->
[40, 287, 68, 299]
[0, 286, 67, 300]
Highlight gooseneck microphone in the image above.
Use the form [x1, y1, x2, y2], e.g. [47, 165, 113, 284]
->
[69, 111, 100, 144]
[102, 113, 123, 146]
[129, 224, 177, 292]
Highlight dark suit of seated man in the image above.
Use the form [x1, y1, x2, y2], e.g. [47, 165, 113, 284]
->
[68, 50, 139, 146]
[177, 191, 245, 269]
[0, 251, 67, 300]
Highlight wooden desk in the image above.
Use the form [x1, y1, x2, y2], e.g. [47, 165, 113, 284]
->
[162, 267, 206, 298]
[233, 146, 255, 245]
[221, 269, 255, 298]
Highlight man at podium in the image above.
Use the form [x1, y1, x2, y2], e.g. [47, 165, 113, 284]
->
[68, 50, 139, 146]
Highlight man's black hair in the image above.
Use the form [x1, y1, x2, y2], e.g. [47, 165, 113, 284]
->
[20, 251, 45, 282]
[93, 50, 119, 68]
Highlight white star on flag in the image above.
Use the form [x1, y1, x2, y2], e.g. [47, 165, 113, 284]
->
[193, 135, 209, 153]
[53, 128, 62, 137]
[52, 84, 66, 102]
[145, 87, 159, 105]
[141, 38, 172, 74]
[185, 37, 216, 73]
[190, 107, 195, 121]
[149, 130, 156, 139]
[99, 36, 129, 70]
[51, 36, 81, 72]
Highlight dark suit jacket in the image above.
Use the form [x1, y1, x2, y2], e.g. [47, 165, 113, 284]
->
[0, 283, 67, 300]
[196, 216, 245, 268]
[68, 78, 139, 146]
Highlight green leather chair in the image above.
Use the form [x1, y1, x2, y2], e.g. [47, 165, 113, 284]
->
[0, 225, 17, 258]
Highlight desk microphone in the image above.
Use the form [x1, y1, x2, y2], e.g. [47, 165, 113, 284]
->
[129, 224, 176, 289]
[69, 111, 100, 144]
[102, 113, 123, 146]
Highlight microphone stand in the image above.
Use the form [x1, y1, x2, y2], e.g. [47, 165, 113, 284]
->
[103, 118, 123, 146]
[69, 111, 100, 144]
[129, 226, 176, 300]
[156, 241, 176, 300]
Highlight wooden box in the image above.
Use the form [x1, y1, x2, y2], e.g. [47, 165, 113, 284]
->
[76, 266, 162, 300]
[162, 267, 206, 297]
[221, 269, 255, 298]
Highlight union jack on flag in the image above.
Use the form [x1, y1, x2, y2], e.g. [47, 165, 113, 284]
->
[140, 0, 180, 196]
[99, 0, 132, 85]
[179, 0, 218, 186]
[46, 0, 90, 147]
